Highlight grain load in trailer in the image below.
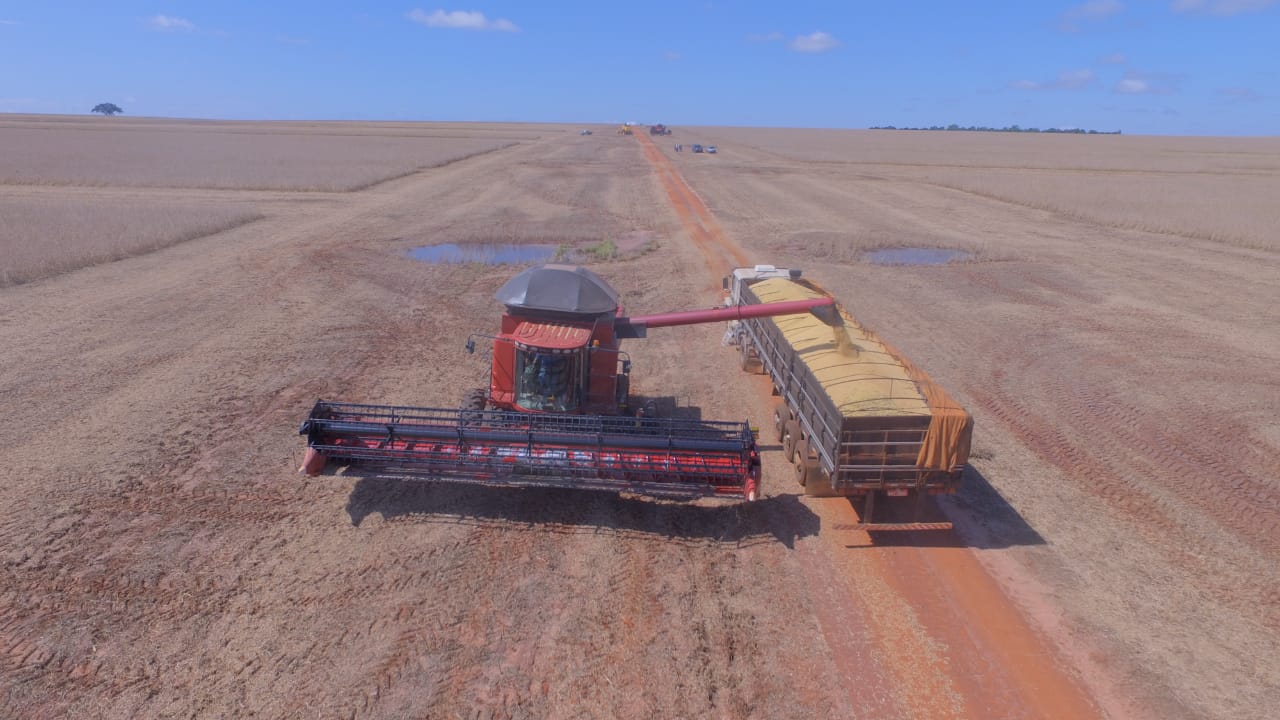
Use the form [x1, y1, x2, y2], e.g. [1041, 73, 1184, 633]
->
[752, 277, 931, 418]
[725, 265, 973, 528]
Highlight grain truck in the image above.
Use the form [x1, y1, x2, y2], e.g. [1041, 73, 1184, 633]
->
[724, 266, 972, 528]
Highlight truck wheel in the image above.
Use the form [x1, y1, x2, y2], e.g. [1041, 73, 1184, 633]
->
[771, 401, 789, 442]
[739, 342, 763, 374]
[794, 440, 830, 494]
[783, 419, 800, 462]
[796, 442, 837, 496]
[803, 469, 837, 497]
[792, 439, 810, 487]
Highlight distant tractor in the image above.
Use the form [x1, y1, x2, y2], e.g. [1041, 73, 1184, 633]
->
[650, 124, 672, 136]
[618, 125, 633, 135]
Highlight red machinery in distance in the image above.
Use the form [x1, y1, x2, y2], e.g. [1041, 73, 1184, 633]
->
[299, 264, 837, 501]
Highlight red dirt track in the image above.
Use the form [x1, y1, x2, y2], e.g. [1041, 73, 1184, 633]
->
[3, 119, 1276, 719]
[634, 130, 1105, 720]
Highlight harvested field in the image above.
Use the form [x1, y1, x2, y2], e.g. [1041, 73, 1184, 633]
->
[702, 127, 1280, 252]
[1, 117, 1277, 720]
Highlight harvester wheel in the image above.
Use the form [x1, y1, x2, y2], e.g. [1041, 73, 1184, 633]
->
[462, 388, 487, 411]
[771, 401, 789, 442]
[616, 374, 630, 412]
[783, 420, 801, 462]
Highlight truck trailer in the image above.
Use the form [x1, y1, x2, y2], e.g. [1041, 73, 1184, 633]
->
[725, 265, 972, 528]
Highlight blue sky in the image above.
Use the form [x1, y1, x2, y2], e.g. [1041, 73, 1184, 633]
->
[1, 1, 1276, 135]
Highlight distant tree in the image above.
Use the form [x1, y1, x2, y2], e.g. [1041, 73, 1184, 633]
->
[869, 123, 1121, 134]
[91, 103, 123, 116]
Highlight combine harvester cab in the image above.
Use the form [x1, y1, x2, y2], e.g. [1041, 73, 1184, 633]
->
[300, 264, 837, 502]
[724, 265, 974, 529]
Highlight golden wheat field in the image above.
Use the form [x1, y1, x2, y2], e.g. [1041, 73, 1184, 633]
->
[1, 114, 1276, 720]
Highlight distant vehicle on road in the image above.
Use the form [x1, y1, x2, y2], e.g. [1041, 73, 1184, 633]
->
[579, 129, 593, 135]
[691, 144, 704, 153]
[705, 145, 717, 154]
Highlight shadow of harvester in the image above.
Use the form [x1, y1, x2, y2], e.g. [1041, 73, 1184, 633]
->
[344, 477, 820, 549]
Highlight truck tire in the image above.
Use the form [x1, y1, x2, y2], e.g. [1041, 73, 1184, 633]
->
[803, 467, 837, 497]
[739, 342, 763, 374]
[783, 419, 801, 462]
[794, 440, 827, 492]
[792, 439, 811, 487]
[771, 400, 789, 442]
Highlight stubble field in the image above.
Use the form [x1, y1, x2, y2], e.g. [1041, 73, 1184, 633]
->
[1, 115, 1276, 720]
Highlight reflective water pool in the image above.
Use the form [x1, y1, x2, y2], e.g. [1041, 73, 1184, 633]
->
[409, 243, 559, 265]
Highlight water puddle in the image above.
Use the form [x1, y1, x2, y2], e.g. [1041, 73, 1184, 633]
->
[864, 247, 972, 266]
[409, 243, 558, 265]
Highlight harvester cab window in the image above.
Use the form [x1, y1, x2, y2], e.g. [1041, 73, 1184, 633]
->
[516, 350, 579, 412]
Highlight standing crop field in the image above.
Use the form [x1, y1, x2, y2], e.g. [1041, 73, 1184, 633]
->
[0, 116, 539, 191]
[0, 196, 261, 286]
[0, 116, 554, 285]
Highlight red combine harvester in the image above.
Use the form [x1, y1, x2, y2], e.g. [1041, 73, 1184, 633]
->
[299, 264, 837, 501]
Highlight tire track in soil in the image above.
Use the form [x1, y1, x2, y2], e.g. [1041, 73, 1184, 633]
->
[0, 140, 573, 719]
[633, 131, 1107, 720]
[950, 273, 1280, 557]
[965, 346, 1280, 629]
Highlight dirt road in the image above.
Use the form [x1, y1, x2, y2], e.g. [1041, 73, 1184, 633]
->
[2, 125, 1275, 719]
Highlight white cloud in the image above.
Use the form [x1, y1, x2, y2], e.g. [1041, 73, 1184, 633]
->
[407, 9, 519, 32]
[789, 31, 838, 53]
[1011, 69, 1097, 90]
[1114, 70, 1181, 94]
[1116, 77, 1150, 93]
[1219, 86, 1263, 102]
[1058, 69, 1097, 88]
[1058, 0, 1125, 30]
[149, 15, 194, 32]
[1172, 0, 1275, 14]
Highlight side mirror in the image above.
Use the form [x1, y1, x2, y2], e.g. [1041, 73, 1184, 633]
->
[465, 338, 476, 354]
